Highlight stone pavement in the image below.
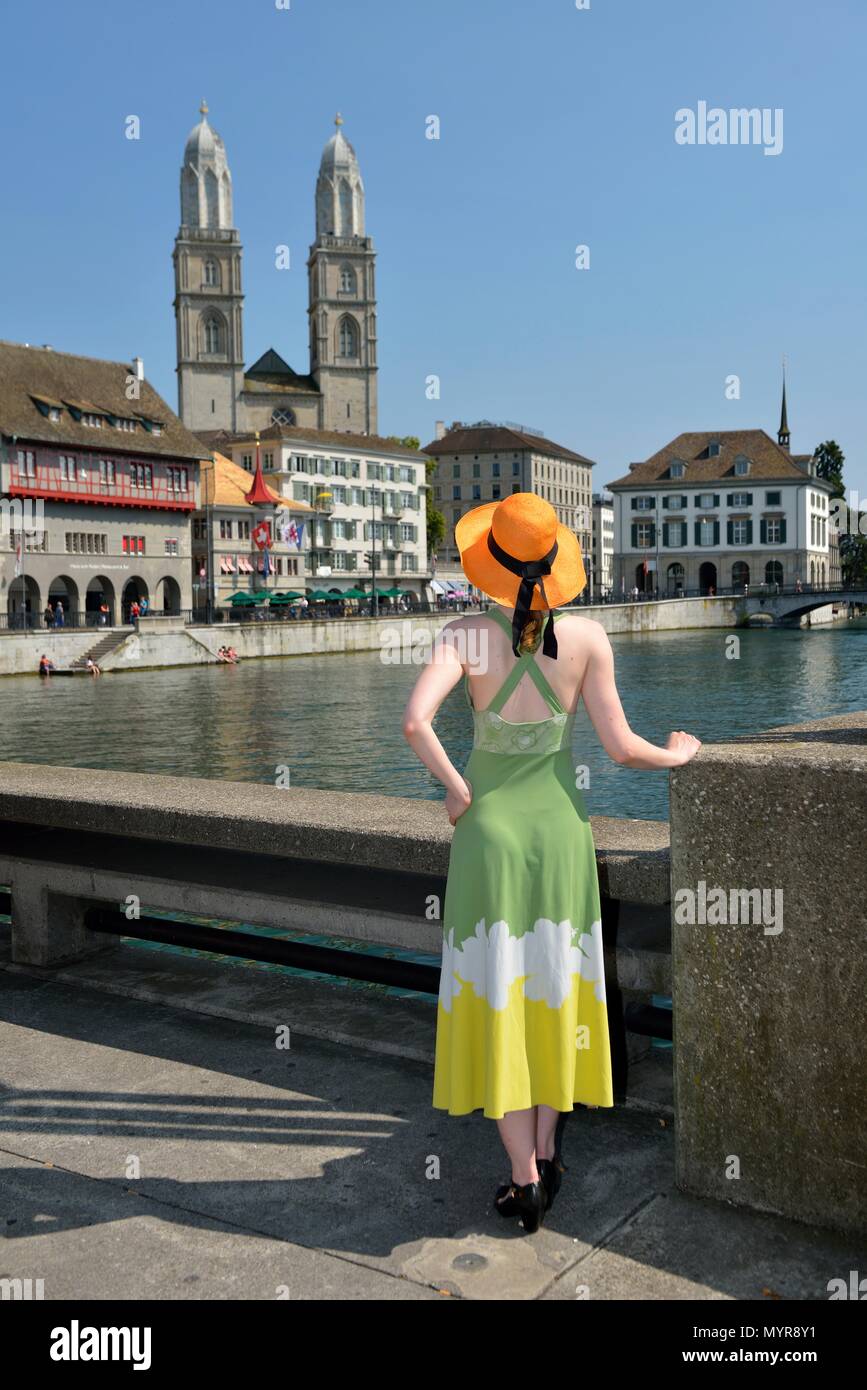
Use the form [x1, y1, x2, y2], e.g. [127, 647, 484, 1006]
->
[0, 961, 861, 1301]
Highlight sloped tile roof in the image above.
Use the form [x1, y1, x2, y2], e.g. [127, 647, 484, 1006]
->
[0, 340, 208, 461]
[606, 430, 816, 488]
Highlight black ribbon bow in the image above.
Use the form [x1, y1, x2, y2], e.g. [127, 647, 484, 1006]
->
[486, 531, 559, 659]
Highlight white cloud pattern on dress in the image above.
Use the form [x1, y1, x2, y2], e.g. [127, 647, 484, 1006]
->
[439, 916, 606, 1013]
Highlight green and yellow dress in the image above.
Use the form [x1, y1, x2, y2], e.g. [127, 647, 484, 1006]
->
[432, 607, 614, 1119]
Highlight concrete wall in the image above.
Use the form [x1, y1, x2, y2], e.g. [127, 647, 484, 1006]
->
[0, 596, 747, 676]
[669, 709, 867, 1237]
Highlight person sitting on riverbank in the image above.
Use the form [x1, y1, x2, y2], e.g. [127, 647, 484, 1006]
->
[86, 657, 101, 678]
[226, 646, 239, 663]
[38, 654, 55, 677]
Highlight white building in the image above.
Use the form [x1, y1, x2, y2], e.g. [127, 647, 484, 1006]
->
[207, 425, 429, 598]
[606, 424, 835, 597]
[591, 493, 614, 597]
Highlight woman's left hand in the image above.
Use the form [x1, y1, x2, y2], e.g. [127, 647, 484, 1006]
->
[446, 779, 473, 826]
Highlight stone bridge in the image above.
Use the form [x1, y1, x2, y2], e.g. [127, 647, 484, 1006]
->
[738, 585, 867, 624]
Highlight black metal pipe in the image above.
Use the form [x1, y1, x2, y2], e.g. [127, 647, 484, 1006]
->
[83, 905, 441, 996]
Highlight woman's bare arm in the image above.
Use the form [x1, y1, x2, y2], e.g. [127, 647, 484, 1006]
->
[581, 624, 701, 769]
[402, 623, 474, 823]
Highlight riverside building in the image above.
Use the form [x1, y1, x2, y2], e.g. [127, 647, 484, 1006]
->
[606, 399, 836, 596]
[192, 452, 313, 612]
[198, 424, 429, 600]
[0, 341, 206, 627]
[423, 421, 595, 600]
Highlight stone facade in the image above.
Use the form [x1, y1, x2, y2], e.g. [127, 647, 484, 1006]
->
[424, 422, 595, 593]
[174, 109, 377, 438]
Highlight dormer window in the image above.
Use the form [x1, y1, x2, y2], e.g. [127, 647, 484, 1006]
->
[734, 455, 751, 476]
[670, 460, 685, 478]
[708, 439, 721, 458]
[31, 393, 64, 421]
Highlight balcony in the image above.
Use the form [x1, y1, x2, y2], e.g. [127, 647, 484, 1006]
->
[7, 463, 196, 512]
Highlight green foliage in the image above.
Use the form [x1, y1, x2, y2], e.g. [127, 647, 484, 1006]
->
[812, 440, 845, 496]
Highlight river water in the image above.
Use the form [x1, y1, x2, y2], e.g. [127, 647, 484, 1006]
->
[1, 619, 866, 821]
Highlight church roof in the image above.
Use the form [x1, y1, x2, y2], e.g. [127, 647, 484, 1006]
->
[605, 430, 818, 488]
[183, 103, 228, 169]
[0, 340, 208, 461]
[242, 349, 320, 396]
[423, 423, 596, 469]
[319, 115, 362, 176]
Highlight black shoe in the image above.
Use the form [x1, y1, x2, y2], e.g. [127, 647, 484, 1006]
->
[537, 1157, 564, 1212]
[493, 1179, 546, 1233]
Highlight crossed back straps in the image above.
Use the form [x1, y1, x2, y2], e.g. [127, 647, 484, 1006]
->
[464, 607, 568, 717]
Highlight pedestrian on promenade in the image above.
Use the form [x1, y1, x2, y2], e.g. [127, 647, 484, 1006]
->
[53, 600, 64, 628]
[402, 493, 701, 1234]
[99, 603, 109, 626]
[43, 604, 53, 629]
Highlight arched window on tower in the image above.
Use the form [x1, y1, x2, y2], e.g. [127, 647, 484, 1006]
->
[204, 258, 219, 287]
[339, 264, 356, 294]
[338, 316, 359, 359]
[203, 316, 222, 355]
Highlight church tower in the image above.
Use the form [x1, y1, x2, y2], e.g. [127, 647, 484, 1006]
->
[307, 115, 378, 434]
[173, 102, 245, 432]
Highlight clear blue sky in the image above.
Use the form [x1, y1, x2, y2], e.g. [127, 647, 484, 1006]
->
[2, 0, 864, 492]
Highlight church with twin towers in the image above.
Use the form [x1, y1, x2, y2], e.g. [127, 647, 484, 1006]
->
[173, 104, 378, 437]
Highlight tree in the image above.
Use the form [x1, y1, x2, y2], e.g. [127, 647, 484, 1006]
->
[812, 440, 845, 496]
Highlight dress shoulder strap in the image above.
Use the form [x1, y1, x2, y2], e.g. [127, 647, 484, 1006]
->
[479, 608, 567, 717]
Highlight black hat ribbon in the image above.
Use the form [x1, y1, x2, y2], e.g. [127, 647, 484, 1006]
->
[486, 531, 559, 659]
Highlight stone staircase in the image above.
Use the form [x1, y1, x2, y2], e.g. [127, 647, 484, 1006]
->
[68, 628, 132, 670]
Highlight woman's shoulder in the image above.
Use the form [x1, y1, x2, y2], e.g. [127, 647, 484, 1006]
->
[553, 611, 611, 645]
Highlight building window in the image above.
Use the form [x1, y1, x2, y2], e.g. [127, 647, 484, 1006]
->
[164, 538, 179, 556]
[634, 496, 655, 511]
[59, 454, 77, 481]
[473, 485, 481, 500]
[99, 459, 116, 485]
[708, 440, 721, 457]
[731, 520, 750, 545]
[730, 491, 751, 507]
[698, 492, 716, 509]
[272, 408, 295, 426]
[699, 521, 715, 546]
[339, 264, 356, 294]
[512, 461, 520, 476]
[665, 521, 686, 547]
[670, 461, 685, 478]
[167, 467, 188, 492]
[203, 317, 222, 354]
[733, 455, 751, 475]
[203, 258, 219, 287]
[766, 490, 782, 505]
[635, 522, 654, 547]
[338, 316, 359, 357]
[452, 485, 461, 500]
[17, 449, 36, 477]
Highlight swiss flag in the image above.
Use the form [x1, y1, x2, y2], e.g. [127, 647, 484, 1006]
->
[252, 521, 272, 551]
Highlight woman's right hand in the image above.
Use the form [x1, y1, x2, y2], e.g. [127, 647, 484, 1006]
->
[445, 779, 473, 826]
[665, 731, 702, 765]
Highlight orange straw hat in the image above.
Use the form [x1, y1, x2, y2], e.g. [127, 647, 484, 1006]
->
[455, 492, 586, 659]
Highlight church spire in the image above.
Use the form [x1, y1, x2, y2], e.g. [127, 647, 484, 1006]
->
[778, 359, 790, 451]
